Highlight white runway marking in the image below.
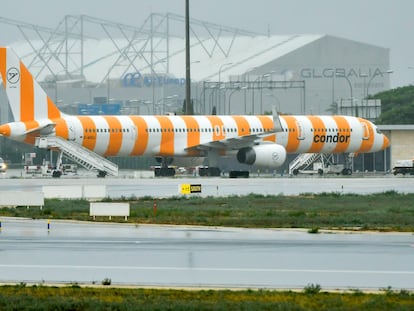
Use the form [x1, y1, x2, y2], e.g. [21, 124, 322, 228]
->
[0, 264, 413, 275]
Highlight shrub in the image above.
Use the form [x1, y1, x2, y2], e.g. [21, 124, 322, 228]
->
[304, 283, 321, 294]
[308, 227, 320, 234]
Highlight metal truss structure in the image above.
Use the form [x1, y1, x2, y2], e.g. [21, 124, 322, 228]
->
[0, 14, 263, 85]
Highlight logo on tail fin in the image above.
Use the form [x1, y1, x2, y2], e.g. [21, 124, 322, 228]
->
[7, 67, 19, 84]
[0, 46, 63, 123]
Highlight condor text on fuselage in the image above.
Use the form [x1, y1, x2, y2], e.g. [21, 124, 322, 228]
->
[313, 132, 350, 143]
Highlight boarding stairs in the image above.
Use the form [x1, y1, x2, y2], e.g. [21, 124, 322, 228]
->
[35, 136, 118, 176]
[288, 153, 320, 175]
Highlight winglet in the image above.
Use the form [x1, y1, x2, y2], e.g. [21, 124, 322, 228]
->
[272, 106, 283, 132]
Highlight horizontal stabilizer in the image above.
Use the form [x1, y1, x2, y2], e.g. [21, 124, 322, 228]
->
[24, 123, 56, 136]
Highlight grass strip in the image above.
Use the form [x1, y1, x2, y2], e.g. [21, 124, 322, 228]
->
[0, 191, 413, 231]
[0, 285, 413, 311]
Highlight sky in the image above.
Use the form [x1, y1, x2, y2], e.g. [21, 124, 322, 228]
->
[1, 0, 413, 88]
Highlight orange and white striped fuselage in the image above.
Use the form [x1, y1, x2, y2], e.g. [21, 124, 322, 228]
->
[0, 114, 389, 157]
[0, 46, 390, 171]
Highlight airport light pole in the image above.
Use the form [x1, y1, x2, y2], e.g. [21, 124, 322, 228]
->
[335, 73, 354, 116]
[185, 0, 191, 115]
[265, 93, 281, 112]
[218, 62, 233, 86]
[218, 62, 233, 113]
[227, 84, 241, 115]
[260, 73, 272, 114]
[364, 70, 393, 120]
[366, 70, 393, 97]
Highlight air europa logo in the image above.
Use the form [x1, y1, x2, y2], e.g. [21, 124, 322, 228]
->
[313, 133, 350, 143]
[122, 71, 186, 88]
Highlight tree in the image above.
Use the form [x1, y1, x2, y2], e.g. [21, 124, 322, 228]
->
[372, 85, 414, 124]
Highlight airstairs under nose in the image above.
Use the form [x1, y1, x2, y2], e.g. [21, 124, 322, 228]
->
[35, 136, 118, 177]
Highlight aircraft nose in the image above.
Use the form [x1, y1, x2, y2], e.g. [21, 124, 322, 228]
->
[0, 124, 10, 136]
[383, 134, 390, 149]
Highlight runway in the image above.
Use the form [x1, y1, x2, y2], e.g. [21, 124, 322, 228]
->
[0, 169, 413, 198]
[0, 171, 413, 290]
[0, 218, 413, 290]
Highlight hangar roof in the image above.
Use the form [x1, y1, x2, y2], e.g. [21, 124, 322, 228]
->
[10, 34, 324, 83]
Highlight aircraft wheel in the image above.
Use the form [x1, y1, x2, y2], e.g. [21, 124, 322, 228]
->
[52, 170, 62, 178]
[97, 170, 107, 178]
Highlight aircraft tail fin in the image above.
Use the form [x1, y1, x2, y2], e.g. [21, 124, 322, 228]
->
[0, 46, 62, 123]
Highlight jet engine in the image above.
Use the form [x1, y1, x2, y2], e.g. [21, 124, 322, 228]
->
[236, 144, 287, 168]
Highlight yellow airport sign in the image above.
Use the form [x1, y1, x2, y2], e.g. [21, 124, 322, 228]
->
[180, 184, 202, 194]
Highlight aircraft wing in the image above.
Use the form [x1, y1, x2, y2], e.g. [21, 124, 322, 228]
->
[186, 130, 279, 152]
[186, 110, 284, 152]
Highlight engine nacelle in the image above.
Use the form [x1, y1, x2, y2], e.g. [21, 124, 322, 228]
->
[237, 144, 287, 168]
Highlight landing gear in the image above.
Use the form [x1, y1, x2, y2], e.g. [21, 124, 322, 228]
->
[342, 153, 354, 176]
[154, 157, 176, 177]
[199, 167, 221, 176]
[51, 150, 64, 178]
[97, 170, 107, 178]
[52, 170, 62, 178]
[154, 167, 175, 177]
[229, 170, 249, 178]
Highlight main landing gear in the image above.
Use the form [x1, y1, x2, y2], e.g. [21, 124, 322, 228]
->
[97, 170, 108, 178]
[154, 157, 176, 177]
[198, 166, 221, 176]
[154, 167, 176, 177]
[229, 171, 250, 178]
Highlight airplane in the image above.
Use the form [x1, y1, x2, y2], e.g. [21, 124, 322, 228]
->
[0, 46, 390, 177]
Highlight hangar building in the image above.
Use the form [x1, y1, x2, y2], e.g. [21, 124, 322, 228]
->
[0, 14, 390, 121]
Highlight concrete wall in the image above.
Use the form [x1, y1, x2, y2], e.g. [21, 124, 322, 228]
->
[385, 130, 414, 167]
